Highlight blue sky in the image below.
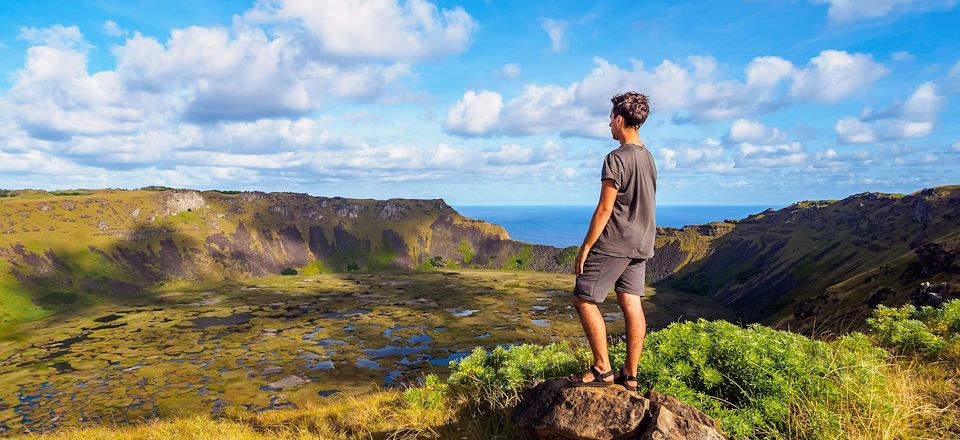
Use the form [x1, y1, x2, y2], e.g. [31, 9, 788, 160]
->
[0, 0, 957, 206]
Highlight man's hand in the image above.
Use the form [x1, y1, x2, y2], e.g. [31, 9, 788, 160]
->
[575, 245, 591, 275]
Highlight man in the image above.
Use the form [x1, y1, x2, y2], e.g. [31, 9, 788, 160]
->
[566, 92, 656, 392]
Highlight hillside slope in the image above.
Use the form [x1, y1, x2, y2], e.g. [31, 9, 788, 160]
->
[656, 185, 960, 333]
[0, 188, 568, 327]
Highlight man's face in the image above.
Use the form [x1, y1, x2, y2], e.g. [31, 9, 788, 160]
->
[609, 111, 622, 141]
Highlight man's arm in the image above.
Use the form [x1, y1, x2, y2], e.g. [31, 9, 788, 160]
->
[575, 179, 618, 274]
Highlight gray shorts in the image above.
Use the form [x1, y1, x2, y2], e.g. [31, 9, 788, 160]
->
[572, 250, 646, 303]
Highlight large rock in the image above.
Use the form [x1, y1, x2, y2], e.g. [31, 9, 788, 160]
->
[642, 391, 724, 440]
[511, 379, 725, 440]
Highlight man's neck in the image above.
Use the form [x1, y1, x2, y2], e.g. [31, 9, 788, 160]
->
[619, 130, 642, 147]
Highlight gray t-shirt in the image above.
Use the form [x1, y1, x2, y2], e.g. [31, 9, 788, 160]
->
[592, 143, 657, 260]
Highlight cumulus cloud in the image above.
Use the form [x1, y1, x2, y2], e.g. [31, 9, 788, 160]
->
[17, 24, 92, 51]
[3, 0, 476, 145]
[0, 2, 488, 189]
[789, 50, 888, 103]
[834, 81, 944, 144]
[659, 138, 731, 172]
[810, 148, 874, 170]
[445, 50, 887, 138]
[728, 119, 788, 144]
[540, 19, 567, 52]
[243, 0, 477, 62]
[102, 20, 127, 37]
[736, 142, 807, 167]
[445, 90, 503, 136]
[812, 0, 957, 22]
[482, 140, 563, 166]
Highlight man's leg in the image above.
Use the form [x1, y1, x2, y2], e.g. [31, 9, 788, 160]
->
[617, 291, 646, 388]
[571, 295, 613, 382]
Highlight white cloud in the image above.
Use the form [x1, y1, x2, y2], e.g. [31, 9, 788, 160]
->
[102, 20, 127, 37]
[728, 119, 788, 144]
[891, 50, 915, 61]
[540, 18, 567, 52]
[812, 0, 957, 21]
[17, 24, 92, 51]
[659, 138, 731, 171]
[790, 50, 888, 104]
[243, 0, 477, 62]
[835, 81, 944, 144]
[482, 140, 563, 166]
[5, 0, 468, 142]
[0, 147, 92, 175]
[736, 142, 807, 167]
[446, 50, 886, 138]
[499, 63, 521, 78]
[445, 90, 503, 136]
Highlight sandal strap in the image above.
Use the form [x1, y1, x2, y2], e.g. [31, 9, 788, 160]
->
[590, 365, 613, 380]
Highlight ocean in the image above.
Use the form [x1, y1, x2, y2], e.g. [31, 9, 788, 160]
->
[453, 205, 775, 248]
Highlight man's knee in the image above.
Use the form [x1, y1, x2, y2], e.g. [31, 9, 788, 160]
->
[571, 294, 599, 310]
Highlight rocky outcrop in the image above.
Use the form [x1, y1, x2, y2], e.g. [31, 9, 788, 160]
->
[911, 282, 956, 307]
[511, 378, 725, 440]
[162, 190, 206, 215]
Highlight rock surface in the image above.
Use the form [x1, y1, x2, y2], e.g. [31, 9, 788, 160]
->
[511, 379, 725, 440]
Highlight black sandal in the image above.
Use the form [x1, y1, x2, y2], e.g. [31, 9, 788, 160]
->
[566, 365, 615, 387]
[615, 368, 638, 391]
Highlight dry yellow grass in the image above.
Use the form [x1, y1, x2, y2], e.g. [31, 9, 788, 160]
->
[15, 353, 960, 440]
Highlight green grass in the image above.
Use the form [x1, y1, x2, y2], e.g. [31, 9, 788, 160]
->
[0, 277, 51, 331]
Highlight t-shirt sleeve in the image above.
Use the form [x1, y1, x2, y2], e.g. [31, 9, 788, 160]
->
[601, 153, 623, 189]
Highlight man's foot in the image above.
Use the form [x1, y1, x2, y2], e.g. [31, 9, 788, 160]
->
[566, 365, 615, 387]
[616, 368, 638, 391]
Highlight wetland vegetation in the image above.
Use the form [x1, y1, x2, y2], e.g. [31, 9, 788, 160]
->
[0, 269, 733, 436]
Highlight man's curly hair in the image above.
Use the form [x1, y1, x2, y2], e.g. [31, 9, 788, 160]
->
[611, 92, 650, 128]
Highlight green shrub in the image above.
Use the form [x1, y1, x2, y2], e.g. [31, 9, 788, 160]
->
[553, 246, 579, 268]
[446, 343, 585, 409]
[280, 268, 298, 276]
[867, 300, 960, 359]
[433, 320, 893, 439]
[346, 262, 360, 272]
[457, 240, 474, 265]
[627, 320, 868, 438]
[403, 374, 448, 410]
[299, 260, 327, 275]
[501, 246, 533, 270]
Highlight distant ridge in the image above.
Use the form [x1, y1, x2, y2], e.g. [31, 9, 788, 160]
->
[1, 185, 957, 333]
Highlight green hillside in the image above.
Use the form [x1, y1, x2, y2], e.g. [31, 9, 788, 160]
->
[0, 188, 566, 329]
[656, 185, 960, 333]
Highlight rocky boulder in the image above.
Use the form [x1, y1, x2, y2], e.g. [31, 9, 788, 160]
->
[511, 378, 725, 440]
